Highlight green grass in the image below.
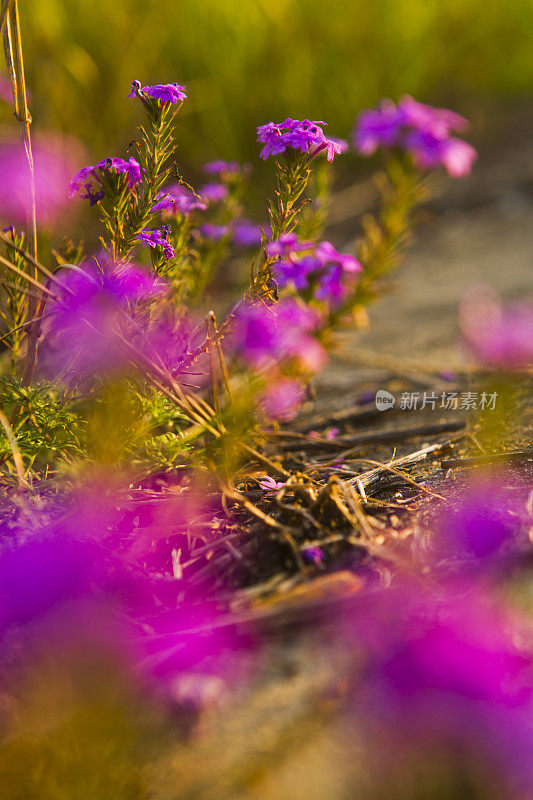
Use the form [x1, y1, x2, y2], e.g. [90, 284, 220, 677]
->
[14, 0, 533, 168]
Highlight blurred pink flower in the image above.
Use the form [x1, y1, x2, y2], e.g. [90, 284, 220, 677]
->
[459, 287, 533, 367]
[0, 134, 81, 226]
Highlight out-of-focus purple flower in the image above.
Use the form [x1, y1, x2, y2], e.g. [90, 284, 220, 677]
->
[258, 476, 285, 494]
[353, 96, 477, 178]
[138, 309, 209, 385]
[400, 96, 469, 138]
[0, 135, 80, 226]
[459, 288, 533, 368]
[234, 298, 326, 373]
[137, 227, 175, 260]
[203, 160, 241, 175]
[257, 118, 345, 162]
[44, 254, 166, 382]
[199, 223, 229, 241]
[232, 219, 265, 248]
[436, 477, 523, 561]
[302, 546, 325, 567]
[354, 99, 406, 155]
[199, 182, 228, 203]
[151, 185, 207, 215]
[349, 586, 533, 795]
[405, 129, 477, 177]
[260, 378, 305, 421]
[129, 80, 187, 104]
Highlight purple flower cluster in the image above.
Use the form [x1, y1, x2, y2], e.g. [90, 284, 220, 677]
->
[350, 586, 533, 795]
[151, 184, 207, 216]
[44, 254, 166, 382]
[267, 234, 362, 306]
[137, 227, 176, 260]
[459, 288, 533, 368]
[69, 156, 143, 203]
[128, 80, 187, 104]
[203, 160, 241, 176]
[257, 118, 347, 162]
[354, 96, 477, 177]
[234, 298, 326, 374]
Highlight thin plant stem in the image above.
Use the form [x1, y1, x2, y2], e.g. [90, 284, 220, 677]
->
[3, 1, 39, 383]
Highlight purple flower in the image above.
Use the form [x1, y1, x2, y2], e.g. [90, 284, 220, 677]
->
[269, 237, 361, 305]
[234, 298, 326, 373]
[315, 240, 362, 274]
[232, 219, 265, 248]
[44, 254, 166, 382]
[349, 586, 533, 795]
[405, 129, 477, 177]
[258, 476, 285, 494]
[203, 160, 241, 175]
[459, 288, 533, 368]
[353, 96, 477, 178]
[199, 182, 228, 203]
[129, 80, 187, 104]
[199, 223, 229, 241]
[257, 118, 345, 162]
[260, 378, 305, 421]
[137, 227, 175, 260]
[151, 185, 206, 215]
[69, 155, 143, 202]
[399, 95, 469, 138]
[0, 135, 79, 225]
[273, 256, 315, 291]
[436, 477, 523, 561]
[97, 156, 143, 188]
[302, 546, 325, 566]
[354, 99, 406, 155]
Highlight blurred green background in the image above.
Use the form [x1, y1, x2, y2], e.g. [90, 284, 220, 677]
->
[15, 0, 533, 168]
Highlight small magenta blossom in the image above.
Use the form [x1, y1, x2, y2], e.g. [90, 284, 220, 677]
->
[199, 223, 230, 241]
[232, 219, 265, 248]
[258, 476, 285, 493]
[151, 185, 207, 215]
[128, 80, 187, 104]
[260, 378, 305, 421]
[257, 118, 345, 162]
[203, 160, 241, 175]
[459, 288, 533, 368]
[353, 95, 477, 178]
[302, 546, 325, 566]
[137, 227, 176, 260]
[199, 182, 228, 203]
